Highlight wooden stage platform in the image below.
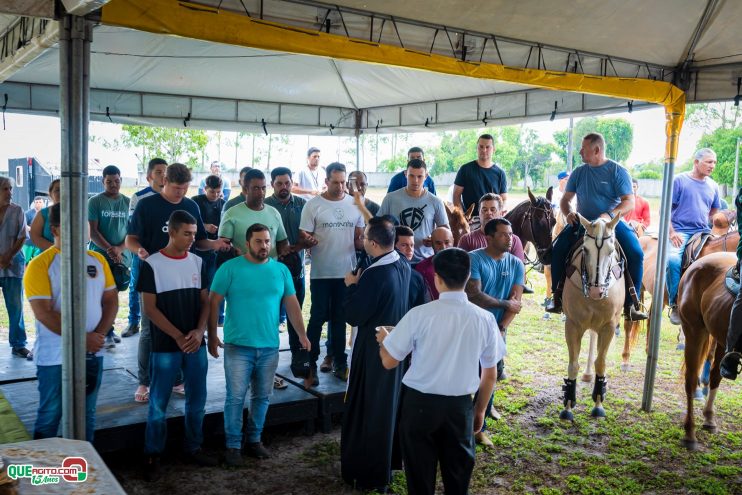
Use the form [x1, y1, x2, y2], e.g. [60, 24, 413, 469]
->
[0, 330, 348, 452]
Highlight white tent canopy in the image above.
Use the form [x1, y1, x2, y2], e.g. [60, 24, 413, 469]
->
[0, 0, 740, 135]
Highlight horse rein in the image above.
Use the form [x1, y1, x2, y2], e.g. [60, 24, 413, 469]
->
[519, 200, 555, 265]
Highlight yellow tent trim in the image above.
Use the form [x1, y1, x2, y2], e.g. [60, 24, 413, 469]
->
[101, 0, 685, 160]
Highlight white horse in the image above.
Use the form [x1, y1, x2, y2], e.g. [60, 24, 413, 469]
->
[561, 213, 625, 420]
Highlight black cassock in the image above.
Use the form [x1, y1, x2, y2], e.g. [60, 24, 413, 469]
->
[341, 250, 411, 491]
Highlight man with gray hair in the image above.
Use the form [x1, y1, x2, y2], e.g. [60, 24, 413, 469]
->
[666, 148, 720, 325]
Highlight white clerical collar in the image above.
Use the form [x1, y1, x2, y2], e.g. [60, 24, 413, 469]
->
[361, 250, 399, 280]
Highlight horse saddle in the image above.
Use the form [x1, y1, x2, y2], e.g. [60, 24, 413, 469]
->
[725, 266, 740, 297]
[681, 232, 713, 272]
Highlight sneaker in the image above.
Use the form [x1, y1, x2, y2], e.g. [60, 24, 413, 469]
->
[522, 285, 534, 294]
[487, 406, 502, 420]
[543, 297, 553, 308]
[11, 347, 32, 360]
[720, 352, 742, 380]
[244, 442, 271, 459]
[122, 323, 140, 338]
[474, 432, 494, 448]
[143, 455, 160, 482]
[497, 368, 508, 382]
[669, 305, 681, 325]
[184, 449, 218, 467]
[224, 448, 244, 467]
[112, 332, 121, 344]
[332, 366, 348, 382]
[104, 334, 116, 349]
[545, 296, 562, 314]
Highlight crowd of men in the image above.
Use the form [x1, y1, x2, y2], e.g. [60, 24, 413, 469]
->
[1, 131, 740, 494]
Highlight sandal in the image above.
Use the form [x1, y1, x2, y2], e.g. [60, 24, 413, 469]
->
[134, 386, 150, 403]
[273, 376, 288, 389]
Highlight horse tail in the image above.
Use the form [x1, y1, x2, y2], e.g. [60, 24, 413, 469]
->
[627, 318, 644, 353]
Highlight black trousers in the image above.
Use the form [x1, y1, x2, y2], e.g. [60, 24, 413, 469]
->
[400, 386, 475, 495]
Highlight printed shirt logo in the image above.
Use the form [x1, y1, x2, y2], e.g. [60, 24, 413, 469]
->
[333, 208, 345, 220]
[86, 265, 97, 278]
[399, 204, 428, 231]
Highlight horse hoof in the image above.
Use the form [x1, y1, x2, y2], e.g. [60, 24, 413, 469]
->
[676, 343, 685, 351]
[694, 388, 704, 401]
[591, 406, 606, 418]
[702, 424, 718, 434]
[681, 438, 699, 451]
[581, 374, 593, 383]
[559, 409, 574, 421]
[620, 363, 631, 372]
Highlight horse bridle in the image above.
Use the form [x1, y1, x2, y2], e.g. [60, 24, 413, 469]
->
[580, 228, 622, 299]
[520, 200, 555, 265]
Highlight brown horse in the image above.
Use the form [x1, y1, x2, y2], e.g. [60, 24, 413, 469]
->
[677, 252, 736, 449]
[621, 230, 740, 369]
[444, 202, 474, 246]
[505, 187, 556, 266]
[560, 214, 625, 420]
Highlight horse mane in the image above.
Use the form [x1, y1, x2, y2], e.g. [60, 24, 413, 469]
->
[445, 203, 469, 227]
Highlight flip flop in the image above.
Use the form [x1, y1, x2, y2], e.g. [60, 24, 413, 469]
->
[273, 376, 288, 389]
[134, 389, 150, 403]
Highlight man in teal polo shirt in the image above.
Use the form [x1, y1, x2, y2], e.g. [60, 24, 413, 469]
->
[207, 223, 310, 467]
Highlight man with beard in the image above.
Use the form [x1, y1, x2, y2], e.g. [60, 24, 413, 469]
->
[208, 224, 310, 466]
[452, 134, 508, 212]
[341, 216, 411, 492]
[457, 193, 524, 262]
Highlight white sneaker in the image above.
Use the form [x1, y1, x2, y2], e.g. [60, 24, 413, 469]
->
[104, 334, 116, 349]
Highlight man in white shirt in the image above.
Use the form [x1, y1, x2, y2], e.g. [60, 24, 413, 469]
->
[299, 162, 364, 383]
[293, 147, 325, 200]
[377, 247, 503, 495]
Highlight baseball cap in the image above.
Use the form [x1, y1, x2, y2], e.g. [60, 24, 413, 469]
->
[557, 171, 570, 180]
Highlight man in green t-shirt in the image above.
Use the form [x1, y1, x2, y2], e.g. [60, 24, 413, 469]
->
[218, 169, 288, 259]
[208, 223, 310, 467]
[88, 164, 131, 347]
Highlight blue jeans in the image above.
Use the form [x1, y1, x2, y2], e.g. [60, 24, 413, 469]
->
[128, 257, 140, 326]
[306, 278, 347, 368]
[145, 346, 208, 455]
[223, 345, 278, 448]
[551, 221, 643, 308]
[34, 355, 103, 442]
[0, 277, 26, 349]
[666, 231, 692, 306]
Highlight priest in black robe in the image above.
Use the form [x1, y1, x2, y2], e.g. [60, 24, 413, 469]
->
[341, 216, 412, 491]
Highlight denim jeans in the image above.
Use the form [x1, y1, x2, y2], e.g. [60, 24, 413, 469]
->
[286, 276, 306, 355]
[128, 257, 141, 326]
[306, 278, 347, 368]
[34, 355, 104, 442]
[145, 346, 208, 455]
[665, 231, 692, 306]
[0, 277, 27, 349]
[551, 221, 644, 308]
[223, 345, 278, 448]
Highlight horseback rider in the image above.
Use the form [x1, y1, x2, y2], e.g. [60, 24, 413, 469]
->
[546, 132, 648, 321]
[720, 186, 742, 380]
[666, 148, 721, 325]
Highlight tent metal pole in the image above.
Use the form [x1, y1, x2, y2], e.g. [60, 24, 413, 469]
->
[567, 117, 574, 172]
[733, 137, 740, 197]
[641, 157, 675, 411]
[59, 14, 91, 440]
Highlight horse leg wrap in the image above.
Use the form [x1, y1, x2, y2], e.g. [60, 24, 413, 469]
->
[562, 378, 577, 407]
[592, 376, 607, 403]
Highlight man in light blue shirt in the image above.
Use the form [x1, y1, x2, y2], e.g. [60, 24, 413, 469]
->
[546, 133, 647, 321]
[666, 148, 720, 325]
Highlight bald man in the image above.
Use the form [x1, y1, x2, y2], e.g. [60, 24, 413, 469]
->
[415, 227, 455, 300]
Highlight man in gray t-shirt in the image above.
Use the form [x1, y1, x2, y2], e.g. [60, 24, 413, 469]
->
[379, 159, 449, 262]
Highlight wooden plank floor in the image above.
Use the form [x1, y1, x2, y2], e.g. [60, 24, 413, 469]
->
[274, 349, 348, 433]
[0, 331, 319, 452]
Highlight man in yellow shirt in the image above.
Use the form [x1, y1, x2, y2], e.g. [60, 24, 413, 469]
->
[24, 203, 118, 441]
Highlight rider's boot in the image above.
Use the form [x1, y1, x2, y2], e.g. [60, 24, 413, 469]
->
[545, 289, 563, 314]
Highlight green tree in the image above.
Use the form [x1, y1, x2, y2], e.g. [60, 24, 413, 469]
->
[430, 129, 480, 174]
[697, 127, 742, 185]
[554, 117, 633, 169]
[377, 154, 408, 173]
[119, 125, 210, 171]
[686, 102, 741, 132]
